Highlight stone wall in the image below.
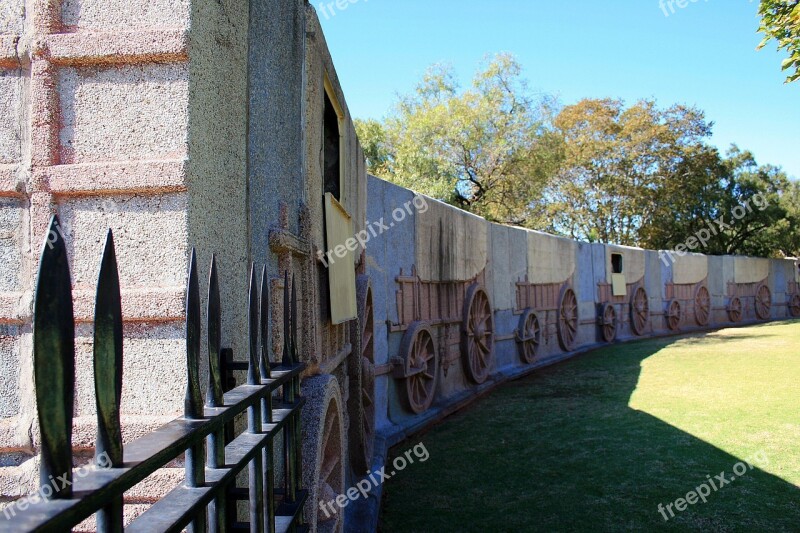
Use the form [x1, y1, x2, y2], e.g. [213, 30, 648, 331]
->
[0, 0, 252, 510]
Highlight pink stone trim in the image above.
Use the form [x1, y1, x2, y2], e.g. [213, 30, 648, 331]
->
[72, 287, 186, 323]
[47, 30, 189, 66]
[30, 60, 60, 167]
[0, 36, 19, 69]
[43, 159, 187, 196]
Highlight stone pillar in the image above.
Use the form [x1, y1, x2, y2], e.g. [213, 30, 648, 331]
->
[0, 0, 250, 513]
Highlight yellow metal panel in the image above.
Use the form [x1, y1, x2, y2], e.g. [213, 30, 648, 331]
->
[611, 274, 627, 297]
[324, 193, 357, 324]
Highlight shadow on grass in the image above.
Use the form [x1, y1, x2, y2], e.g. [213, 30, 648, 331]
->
[380, 327, 800, 532]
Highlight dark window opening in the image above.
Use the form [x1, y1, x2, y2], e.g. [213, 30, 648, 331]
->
[323, 93, 341, 200]
[612, 253, 624, 274]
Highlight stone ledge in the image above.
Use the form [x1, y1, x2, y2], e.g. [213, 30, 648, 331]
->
[71, 415, 179, 452]
[72, 287, 185, 323]
[41, 160, 187, 197]
[0, 292, 30, 325]
[47, 29, 188, 66]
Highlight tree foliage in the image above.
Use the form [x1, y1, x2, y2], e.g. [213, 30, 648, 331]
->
[355, 54, 563, 226]
[542, 98, 713, 246]
[357, 56, 799, 258]
[757, 0, 800, 83]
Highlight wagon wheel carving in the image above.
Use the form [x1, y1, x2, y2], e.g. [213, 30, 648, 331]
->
[630, 287, 650, 336]
[694, 286, 711, 326]
[347, 275, 376, 473]
[755, 284, 772, 320]
[557, 286, 579, 351]
[516, 309, 541, 364]
[790, 293, 800, 318]
[301, 375, 345, 533]
[600, 303, 617, 343]
[461, 284, 494, 384]
[400, 323, 438, 414]
[727, 296, 743, 323]
[666, 299, 681, 331]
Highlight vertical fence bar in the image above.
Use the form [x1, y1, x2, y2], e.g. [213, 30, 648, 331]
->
[247, 265, 265, 533]
[93, 231, 124, 533]
[291, 276, 303, 526]
[33, 215, 76, 500]
[259, 266, 275, 533]
[282, 272, 297, 505]
[206, 256, 227, 533]
[185, 250, 207, 533]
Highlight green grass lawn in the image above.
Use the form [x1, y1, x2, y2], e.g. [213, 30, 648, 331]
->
[380, 321, 800, 532]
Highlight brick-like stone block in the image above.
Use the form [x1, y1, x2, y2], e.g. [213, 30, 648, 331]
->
[0, 0, 24, 35]
[0, 70, 21, 164]
[0, 329, 19, 418]
[59, 64, 188, 164]
[57, 193, 188, 290]
[0, 198, 22, 293]
[73, 323, 186, 417]
[61, 0, 190, 30]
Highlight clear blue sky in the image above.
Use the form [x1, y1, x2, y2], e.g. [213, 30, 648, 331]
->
[317, 0, 799, 179]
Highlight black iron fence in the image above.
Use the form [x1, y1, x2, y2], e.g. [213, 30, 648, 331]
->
[0, 216, 306, 533]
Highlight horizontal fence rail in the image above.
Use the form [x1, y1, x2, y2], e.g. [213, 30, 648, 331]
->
[0, 216, 306, 533]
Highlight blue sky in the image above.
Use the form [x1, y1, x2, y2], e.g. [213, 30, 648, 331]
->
[317, 0, 799, 179]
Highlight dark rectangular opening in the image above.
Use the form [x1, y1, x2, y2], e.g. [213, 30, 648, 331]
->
[612, 253, 624, 274]
[323, 93, 341, 200]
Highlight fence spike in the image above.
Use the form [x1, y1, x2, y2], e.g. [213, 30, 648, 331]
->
[185, 249, 203, 419]
[260, 265, 271, 381]
[247, 264, 260, 386]
[282, 271, 290, 367]
[33, 215, 76, 498]
[207, 255, 223, 408]
[93, 230, 124, 468]
[291, 274, 298, 365]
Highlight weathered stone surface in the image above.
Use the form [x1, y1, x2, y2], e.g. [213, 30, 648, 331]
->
[0, 331, 19, 418]
[0, 198, 22, 293]
[0, 70, 21, 165]
[56, 193, 188, 290]
[59, 64, 188, 164]
[61, 0, 190, 30]
[0, 0, 24, 35]
[527, 230, 577, 285]
[72, 323, 186, 418]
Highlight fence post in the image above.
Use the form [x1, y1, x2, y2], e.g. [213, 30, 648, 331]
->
[93, 231, 124, 533]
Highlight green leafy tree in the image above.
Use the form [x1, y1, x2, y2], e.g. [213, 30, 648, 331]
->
[640, 146, 795, 257]
[757, 0, 800, 83]
[355, 54, 563, 226]
[543, 98, 713, 246]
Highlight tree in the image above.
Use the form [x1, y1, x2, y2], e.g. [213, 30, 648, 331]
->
[757, 0, 800, 83]
[543, 98, 713, 246]
[355, 54, 563, 226]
